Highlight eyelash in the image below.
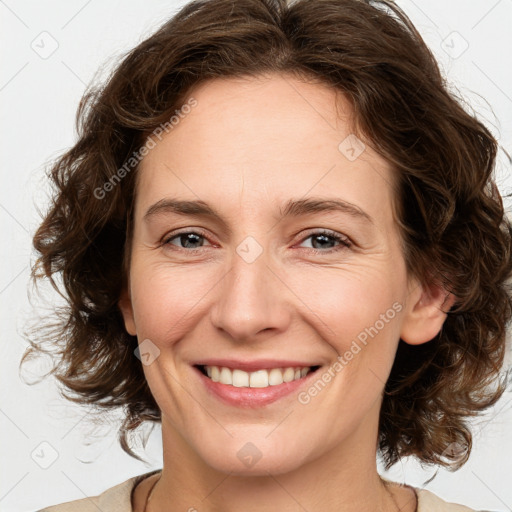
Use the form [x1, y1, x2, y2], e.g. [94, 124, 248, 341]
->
[161, 228, 352, 254]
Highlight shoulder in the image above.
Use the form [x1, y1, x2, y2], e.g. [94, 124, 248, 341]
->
[417, 486, 500, 512]
[37, 470, 161, 512]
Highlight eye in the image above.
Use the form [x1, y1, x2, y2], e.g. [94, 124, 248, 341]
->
[162, 230, 212, 250]
[161, 228, 351, 253]
[297, 229, 352, 252]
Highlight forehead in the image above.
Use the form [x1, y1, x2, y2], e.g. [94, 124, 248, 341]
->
[135, 73, 397, 225]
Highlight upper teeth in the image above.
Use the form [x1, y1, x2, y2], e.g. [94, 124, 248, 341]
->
[205, 366, 312, 388]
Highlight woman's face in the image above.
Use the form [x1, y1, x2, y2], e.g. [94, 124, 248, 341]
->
[120, 73, 443, 475]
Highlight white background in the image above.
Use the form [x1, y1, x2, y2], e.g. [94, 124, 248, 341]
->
[1, 1, 511, 511]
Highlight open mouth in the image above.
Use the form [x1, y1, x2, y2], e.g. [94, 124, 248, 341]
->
[195, 364, 321, 388]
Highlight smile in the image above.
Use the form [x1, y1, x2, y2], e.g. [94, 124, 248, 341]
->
[197, 365, 320, 388]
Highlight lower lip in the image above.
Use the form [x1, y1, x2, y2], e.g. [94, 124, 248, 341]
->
[193, 366, 320, 408]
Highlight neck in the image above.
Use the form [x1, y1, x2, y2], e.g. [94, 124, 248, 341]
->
[142, 409, 414, 512]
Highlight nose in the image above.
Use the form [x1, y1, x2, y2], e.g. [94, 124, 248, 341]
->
[209, 245, 292, 342]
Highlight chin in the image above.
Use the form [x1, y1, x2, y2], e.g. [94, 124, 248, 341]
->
[205, 453, 306, 477]
[196, 435, 311, 476]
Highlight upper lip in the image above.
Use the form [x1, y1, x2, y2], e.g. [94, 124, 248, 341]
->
[193, 359, 321, 372]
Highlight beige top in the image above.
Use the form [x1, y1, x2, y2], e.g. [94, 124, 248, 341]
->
[38, 470, 481, 512]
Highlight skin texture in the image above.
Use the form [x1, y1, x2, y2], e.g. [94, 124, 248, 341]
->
[120, 73, 454, 512]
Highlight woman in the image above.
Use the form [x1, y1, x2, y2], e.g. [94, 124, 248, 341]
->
[24, 0, 512, 511]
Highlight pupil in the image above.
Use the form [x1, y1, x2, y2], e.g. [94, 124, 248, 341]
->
[313, 234, 333, 249]
[182, 233, 202, 248]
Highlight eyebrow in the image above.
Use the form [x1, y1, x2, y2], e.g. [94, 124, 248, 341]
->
[143, 196, 374, 227]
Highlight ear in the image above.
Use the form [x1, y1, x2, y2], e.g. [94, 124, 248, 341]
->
[400, 276, 456, 345]
[118, 286, 137, 336]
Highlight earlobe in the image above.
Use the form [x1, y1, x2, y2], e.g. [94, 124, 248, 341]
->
[400, 278, 456, 346]
[118, 288, 137, 336]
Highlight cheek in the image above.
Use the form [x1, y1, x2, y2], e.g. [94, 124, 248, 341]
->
[292, 264, 404, 345]
[130, 260, 218, 343]
[292, 267, 406, 412]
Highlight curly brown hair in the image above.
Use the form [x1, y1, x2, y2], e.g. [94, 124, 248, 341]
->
[22, 0, 512, 469]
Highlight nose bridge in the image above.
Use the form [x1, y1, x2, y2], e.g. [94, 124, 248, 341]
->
[210, 235, 290, 340]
